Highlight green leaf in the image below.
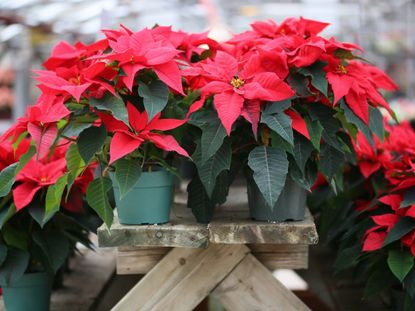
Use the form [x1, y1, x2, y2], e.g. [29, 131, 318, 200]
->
[293, 134, 314, 173]
[0, 244, 7, 266]
[364, 261, 397, 297]
[77, 125, 107, 163]
[304, 116, 323, 150]
[261, 113, 293, 146]
[319, 144, 344, 180]
[333, 244, 361, 272]
[90, 94, 129, 125]
[65, 144, 85, 192]
[0, 143, 35, 197]
[0, 203, 15, 229]
[193, 140, 231, 198]
[0, 248, 29, 286]
[211, 170, 231, 205]
[114, 158, 142, 199]
[262, 100, 291, 115]
[269, 130, 293, 154]
[138, 80, 169, 121]
[340, 100, 374, 145]
[383, 217, 415, 247]
[369, 106, 384, 142]
[299, 61, 328, 95]
[0, 163, 17, 197]
[44, 174, 68, 223]
[3, 223, 28, 250]
[404, 267, 415, 298]
[401, 188, 415, 208]
[33, 230, 69, 273]
[61, 119, 94, 137]
[388, 249, 414, 282]
[289, 159, 317, 191]
[28, 205, 48, 228]
[248, 146, 289, 208]
[187, 174, 215, 224]
[16, 145, 36, 173]
[287, 73, 311, 96]
[200, 119, 227, 164]
[86, 177, 113, 228]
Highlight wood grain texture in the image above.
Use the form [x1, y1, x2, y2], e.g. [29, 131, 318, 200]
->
[212, 254, 311, 311]
[116, 247, 170, 275]
[209, 209, 318, 245]
[97, 205, 318, 248]
[116, 244, 308, 274]
[112, 244, 250, 311]
[98, 204, 209, 248]
[249, 244, 309, 270]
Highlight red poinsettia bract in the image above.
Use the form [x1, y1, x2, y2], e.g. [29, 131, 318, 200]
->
[100, 103, 189, 164]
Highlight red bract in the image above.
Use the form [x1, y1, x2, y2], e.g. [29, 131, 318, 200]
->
[99, 26, 184, 94]
[0, 139, 30, 171]
[0, 93, 70, 158]
[100, 103, 189, 164]
[185, 51, 294, 135]
[325, 57, 398, 123]
[355, 121, 415, 256]
[151, 26, 219, 61]
[43, 39, 109, 71]
[13, 157, 67, 211]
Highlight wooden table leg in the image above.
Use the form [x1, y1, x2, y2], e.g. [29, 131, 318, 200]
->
[212, 254, 311, 311]
[112, 244, 250, 311]
[112, 244, 311, 311]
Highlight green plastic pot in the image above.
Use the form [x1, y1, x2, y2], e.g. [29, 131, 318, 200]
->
[113, 169, 174, 225]
[2, 272, 51, 311]
[246, 174, 306, 222]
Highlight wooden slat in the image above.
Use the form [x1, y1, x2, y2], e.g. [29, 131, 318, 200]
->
[212, 254, 311, 311]
[116, 247, 170, 275]
[249, 244, 309, 270]
[112, 244, 250, 311]
[98, 206, 318, 248]
[209, 209, 318, 245]
[115, 244, 309, 275]
[98, 204, 209, 248]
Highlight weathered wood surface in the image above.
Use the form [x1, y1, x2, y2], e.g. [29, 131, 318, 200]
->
[98, 204, 209, 248]
[249, 244, 309, 270]
[212, 254, 311, 311]
[116, 244, 308, 274]
[209, 209, 318, 245]
[98, 204, 318, 248]
[0, 247, 115, 311]
[112, 244, 250, 311]
[116, 246, 171, 274]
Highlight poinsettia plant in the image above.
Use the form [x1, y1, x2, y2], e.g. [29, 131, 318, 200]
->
[0, 134, 95, 286]
[0, 25, 219, 228]
[309, 121, 415, 310]
[182, 17, 398, 222]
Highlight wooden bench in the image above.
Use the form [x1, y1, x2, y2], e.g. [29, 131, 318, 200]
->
[97, 187, 318, 311]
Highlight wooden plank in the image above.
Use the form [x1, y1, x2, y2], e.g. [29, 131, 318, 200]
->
[116, 244, 308, 274]
[112, 244, 250, 311]
[209, 209, 318, 245]
[212, 254, 311, 311]
[249, 244, 309, 270]
[98, 204, 209, 248]
[116, 247, 170, 275]
[98, 205, 318, 248]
